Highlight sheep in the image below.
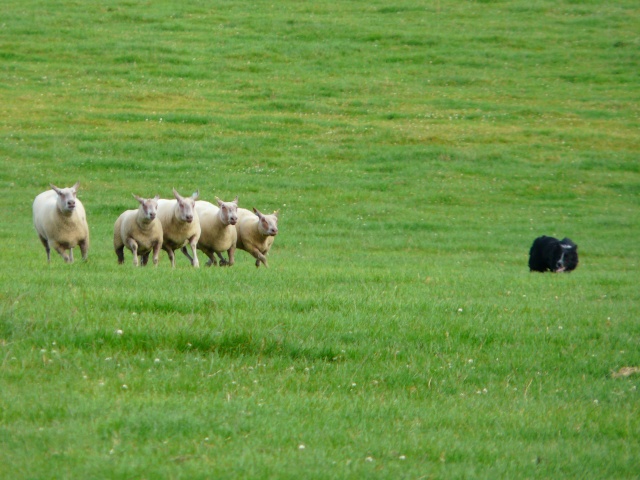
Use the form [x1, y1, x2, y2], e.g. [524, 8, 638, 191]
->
[235, 207, 279, 267]
[32, 182, 89, 263]
[156, 188, 201, 268]
[114, 194, 163, 266]
[192, 196, 238, 267]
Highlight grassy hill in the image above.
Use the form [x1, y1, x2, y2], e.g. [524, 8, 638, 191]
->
[1, 0, 638, 478]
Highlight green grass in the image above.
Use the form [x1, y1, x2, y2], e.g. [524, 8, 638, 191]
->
[1, 0, 639, 478]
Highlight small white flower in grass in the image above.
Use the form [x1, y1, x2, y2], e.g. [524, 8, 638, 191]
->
[115, 329, 123, 336]
[40, 349, 47, 354]
[399, 455, 406, 460]
[458, 308, 463, 313]
[365, 456, 373, 462]
[298, 444, 305, 450]
[121, 384, 128, 390]
[468, 359, 474, 364]
[154, 358, 161, 364]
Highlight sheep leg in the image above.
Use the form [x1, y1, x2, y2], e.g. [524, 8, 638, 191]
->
[115, 245, 125, 264]
[188, 237, 199, 268]
[251, 249, 268, 268]
[218, 246, 235, 267]
[180, 246, 194, 264]
[79, 238, 89, 261]
[141, 253, 150, 266]
[201, 247, 217, 266]
[69, 249, 75, 263]
[152, 242, 161, 266]
[215, 252, 226, 266]
[227, 245, 236, 267]
[126, 238, 139, 267]
[39, 235, 51, 262]
[51, 242, 72, 263]
[163, 247, 176, 268]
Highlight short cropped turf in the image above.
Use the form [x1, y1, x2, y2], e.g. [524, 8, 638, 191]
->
[1, 0, 638, 478]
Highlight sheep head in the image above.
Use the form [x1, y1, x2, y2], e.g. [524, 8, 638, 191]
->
[172, 188, 199, 223]
[133, 194, 159, 222]
[216, 195, 239, 226]
[50, 182, 80, 214]
[253, 207, 278, 237]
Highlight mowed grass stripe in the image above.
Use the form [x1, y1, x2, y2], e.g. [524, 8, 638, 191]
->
[1, 0, 639, 478]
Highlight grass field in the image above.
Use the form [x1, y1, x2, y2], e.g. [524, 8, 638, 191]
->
[1, 0, 639, 478]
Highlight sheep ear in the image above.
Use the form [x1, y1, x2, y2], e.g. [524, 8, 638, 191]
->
[232, 195, 239, 205]
[50, 184, 62, 194]
[72, 181, 80, 193]
[253, 207, 264, 218]
[192, 190, 199, 200]
[132, 194, 143, 203]
[153, 195, 160, 201]
[215, 196, 223, 206]
[172, 188, 182, 201]
[273, 210, 279, 217]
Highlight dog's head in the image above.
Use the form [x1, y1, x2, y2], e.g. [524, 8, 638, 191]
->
[554, 238, 578, 272]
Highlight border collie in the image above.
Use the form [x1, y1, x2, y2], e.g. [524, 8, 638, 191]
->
[528, 236, 578, 273]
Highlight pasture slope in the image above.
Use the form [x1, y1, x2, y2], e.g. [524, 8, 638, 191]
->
[1, 0, 638, 478]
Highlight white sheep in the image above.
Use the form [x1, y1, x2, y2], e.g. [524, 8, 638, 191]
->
[193, 196, 238, 266]
[235, 207, 279, 268]
[114, 194, 163, 266]
[156, 188, 201, 268]
[32, 182, 89, 263]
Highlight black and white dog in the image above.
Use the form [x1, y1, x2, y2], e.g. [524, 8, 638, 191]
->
[528, 236, 579, 273]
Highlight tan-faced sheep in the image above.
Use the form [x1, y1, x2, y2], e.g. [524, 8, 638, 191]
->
[156, 188, 201, 268]
[192, 196, 238, 267]
[114, 194, 163, 266]
[32, 182, 90, 263]
[235, 207, 278, 268]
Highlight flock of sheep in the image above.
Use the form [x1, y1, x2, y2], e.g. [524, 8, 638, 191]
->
[32, 182, 279, 268]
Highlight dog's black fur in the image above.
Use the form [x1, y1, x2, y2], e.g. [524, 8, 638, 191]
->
[528, 236, 578, 273]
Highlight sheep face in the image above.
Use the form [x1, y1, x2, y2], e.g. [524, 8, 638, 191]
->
[51, 182, 80, 214]
[173, 188, 199, 223]
[216, 196, 239, 226]
[254, 208, 278, 237]
[134, 194, 159, 222]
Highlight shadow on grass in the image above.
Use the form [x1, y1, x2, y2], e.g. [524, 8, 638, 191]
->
[67, 330, 344, 363]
